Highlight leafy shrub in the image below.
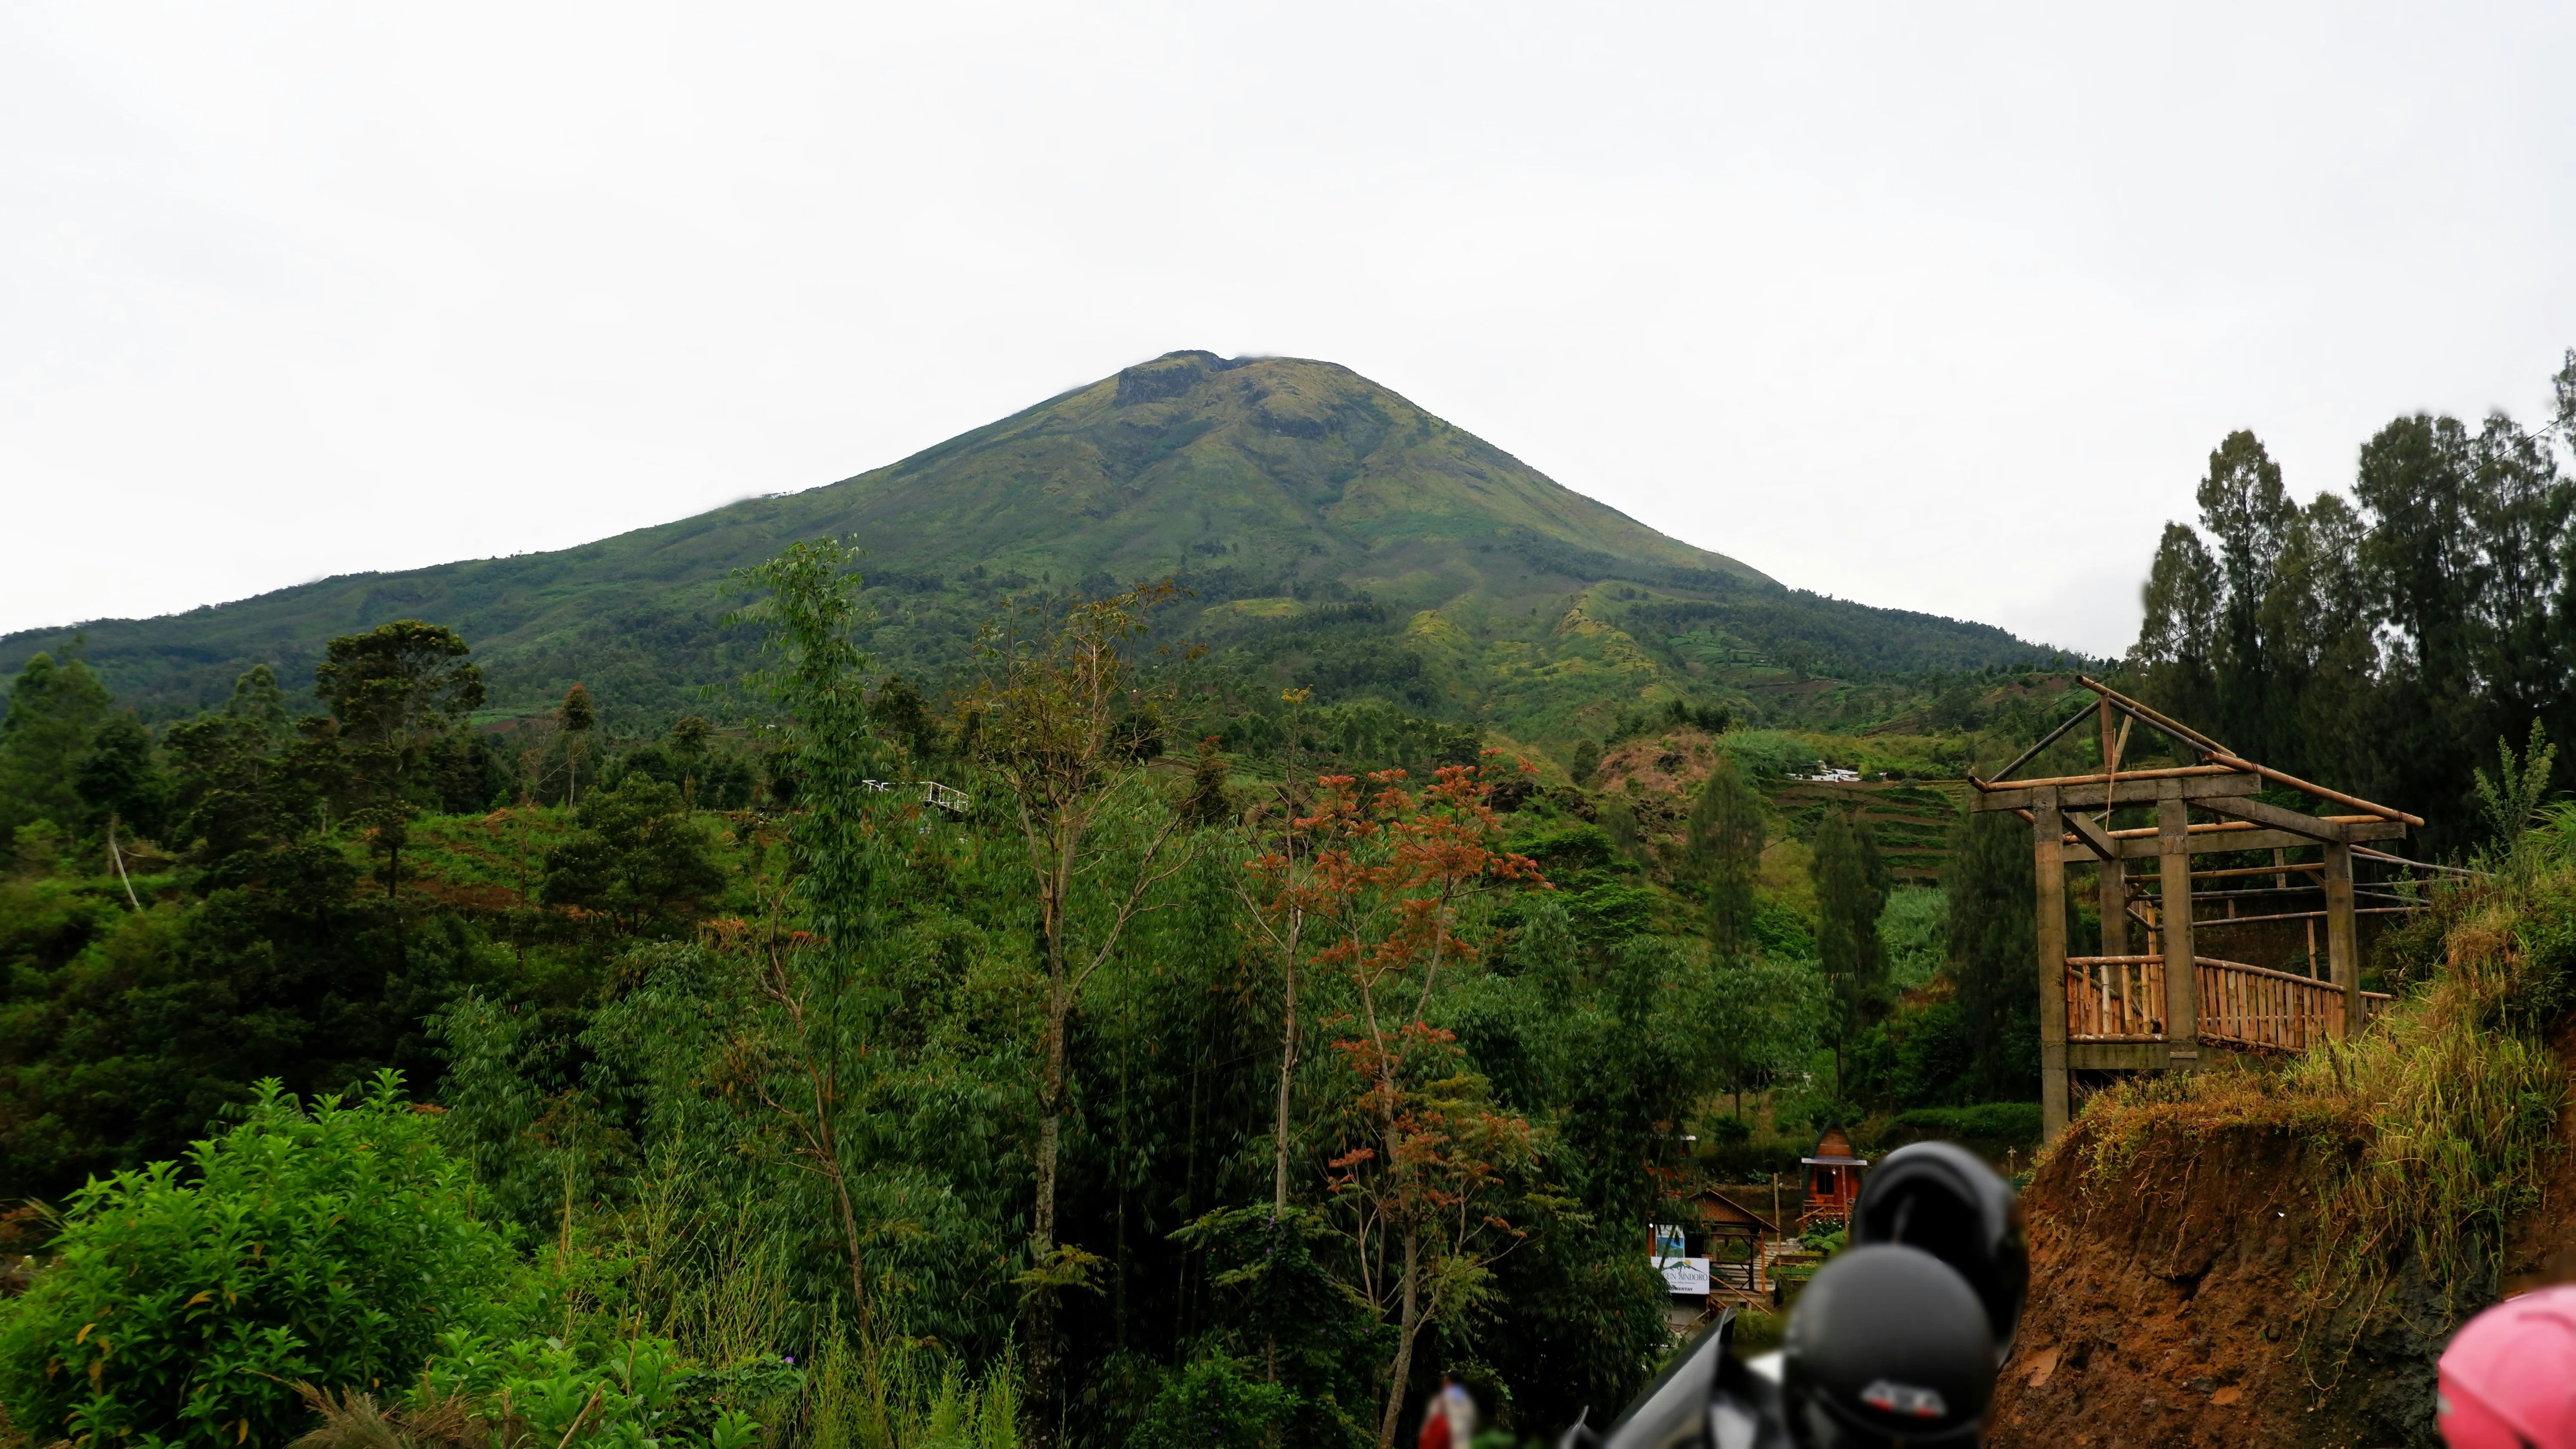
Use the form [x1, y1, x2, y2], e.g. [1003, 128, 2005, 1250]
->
[1876, 887, 1948, 991]
[1884, 1102, 2042, 1143]
[1126, 1353, 1300, 1449]
[0, 1071, 521, 1449]
[356, 1330, 793, 1449]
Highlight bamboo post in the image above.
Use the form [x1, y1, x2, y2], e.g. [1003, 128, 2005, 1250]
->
[2159, 797, 2199, 1071]
[2094, 700, 2131, 958]
[2098, 853, 2129, 960]
[2323, 841, 2359, 1039]
[2035, 794, 2071, 1141]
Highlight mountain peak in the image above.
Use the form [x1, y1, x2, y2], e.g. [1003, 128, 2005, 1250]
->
[3, 352, 2038, 733]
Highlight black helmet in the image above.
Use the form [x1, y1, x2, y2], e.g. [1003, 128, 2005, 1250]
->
[1781, 1244, 1994, 1446]
[1849, 1140, 2027, 1360]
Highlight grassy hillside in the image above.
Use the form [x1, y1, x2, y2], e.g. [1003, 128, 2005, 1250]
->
[2, 350, 2063, 739]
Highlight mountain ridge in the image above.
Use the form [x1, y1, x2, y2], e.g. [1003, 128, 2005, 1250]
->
[3, 351, 2056, 740]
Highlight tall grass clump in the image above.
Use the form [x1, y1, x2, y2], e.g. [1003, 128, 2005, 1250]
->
[798, 1331, 1020, 1449]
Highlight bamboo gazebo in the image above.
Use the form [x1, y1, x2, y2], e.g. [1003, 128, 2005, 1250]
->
[1970, 679, 2433, 1142]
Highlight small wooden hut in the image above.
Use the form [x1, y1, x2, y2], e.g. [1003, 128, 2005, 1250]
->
[1968, 677, 2437, 1142]
[1798, 1128, 1868, 1228]
[1691, 1186, 1776, 1294]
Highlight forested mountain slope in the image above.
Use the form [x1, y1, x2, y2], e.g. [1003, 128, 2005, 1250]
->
[3, 351, 2047, 740]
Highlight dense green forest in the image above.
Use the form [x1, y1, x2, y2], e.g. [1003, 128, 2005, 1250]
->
[2131, 350, 2576, 857]
[0, 534, 2065, 1449]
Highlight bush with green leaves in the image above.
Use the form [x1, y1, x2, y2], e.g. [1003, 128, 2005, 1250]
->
[0, 1071, 521, 1449]
[347, 1329, 792, 1449]
[1125, 1352, 1300, 1449]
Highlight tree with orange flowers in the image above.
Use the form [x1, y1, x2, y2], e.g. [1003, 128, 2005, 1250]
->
[1260, 758, 1546, 1448]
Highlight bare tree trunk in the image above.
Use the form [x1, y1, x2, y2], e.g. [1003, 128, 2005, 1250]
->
[1273, 944, 1298, 1213]
[1265, 932, 1298, 1385]
[1377, 1225, 1423, 1449]
[105, 814, 141, 912]
[759, 950, 873, 1340]
[818, 1108, 872, 1339]
[1027, 870, 1072, 1449]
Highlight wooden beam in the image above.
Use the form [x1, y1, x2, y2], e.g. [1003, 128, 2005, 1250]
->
[2069, 675, 2422, 824]
[2035, 800, 2070, 1143]
[2159, 797, 2199, 1072]
[2098, 836, 2130, 959]
[2203, 751, 2425, 827]
[2195, 860, 2327, 881]
[2189, 904, 2423, 927]
[2199, 794, 2409, 844]
[2351, 846, 2484, 877]
[1974, 770, 2260, 813]
[2096, 813, 2378, 842]
[1975, 763, 2239, 791]
[2065, 811, 2119, 861]
[2323, 841, 2359, 1040]
[2055, 819, 2406, 862]
[1983, 702, 2103, 786]
[2075, 675, 2230, 755]
[2068, 1041, 2175, 1072]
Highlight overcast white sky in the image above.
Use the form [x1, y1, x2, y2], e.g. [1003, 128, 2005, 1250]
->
[6, 3, 2573, 657]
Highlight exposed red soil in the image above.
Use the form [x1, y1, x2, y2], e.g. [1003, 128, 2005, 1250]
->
[1990, 1121, 2437, 1449]
[1596, 728, 1722, 800]
[407, 879, 530, 911]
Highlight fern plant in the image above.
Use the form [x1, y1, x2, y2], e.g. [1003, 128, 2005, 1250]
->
[2474, 720, 2560, 880]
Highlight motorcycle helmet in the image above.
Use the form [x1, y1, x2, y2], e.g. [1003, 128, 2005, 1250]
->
[2439, 1285, 2576, 1449]
[1782, 1244, 1994, 1446]
[1850, 1140, 2028, 1360]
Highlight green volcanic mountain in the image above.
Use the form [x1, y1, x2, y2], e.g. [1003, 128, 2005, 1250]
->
[3, 350, 2053, 740]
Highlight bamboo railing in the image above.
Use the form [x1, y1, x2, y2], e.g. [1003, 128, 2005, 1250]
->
[2065, 954, 2164, 1040]
[2066, 954, 2394, 1052]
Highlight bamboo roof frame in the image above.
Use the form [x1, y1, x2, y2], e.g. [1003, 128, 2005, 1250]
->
[1965, 678, 2434, 1144]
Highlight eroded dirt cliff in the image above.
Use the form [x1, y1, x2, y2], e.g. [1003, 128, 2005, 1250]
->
[1989, 1121, 2460, 1449]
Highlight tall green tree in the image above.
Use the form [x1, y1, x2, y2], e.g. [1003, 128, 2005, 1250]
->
[1685, 753, 1764, 960]
[0, 651, 116, 839]
[1947, 807, 2038, 1101]
[2130, 373, 2576, 856]
[537, 773, 726, 934]
[2132, 521, 2221, 731]
[963, 582, 1194, 1441]
[733, 539, 899, 1339]
[73, 714, 168, 909]
[2195, 430, 2298, 763]
[559, 683, 596, 806]
[1809, 808, 1891, 1091]
[668, 714, 713, 808]
[163, 666, 306, 859]
[1700, 953, 1823, 1122]
[312, 621, 485, 900]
